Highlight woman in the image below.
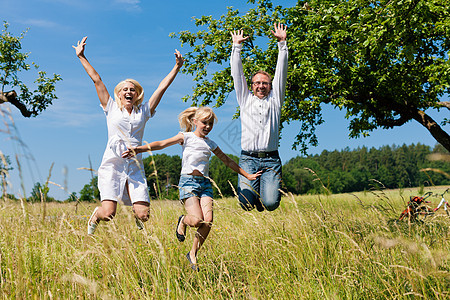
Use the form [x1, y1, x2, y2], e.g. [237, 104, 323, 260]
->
[73, 36, 184, 234]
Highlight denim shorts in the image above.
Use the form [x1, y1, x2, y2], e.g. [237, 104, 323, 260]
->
[178, 175, 213, 201]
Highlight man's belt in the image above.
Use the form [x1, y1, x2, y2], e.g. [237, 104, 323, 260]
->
[241, 150, 279, 158]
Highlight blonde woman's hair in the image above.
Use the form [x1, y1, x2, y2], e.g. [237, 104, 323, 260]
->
[178, 107, 218, 132]
[114, 79, 145, 110]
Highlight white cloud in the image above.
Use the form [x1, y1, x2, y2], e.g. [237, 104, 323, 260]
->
[20, 19, 60, 29]
[113, 0, 142, 12]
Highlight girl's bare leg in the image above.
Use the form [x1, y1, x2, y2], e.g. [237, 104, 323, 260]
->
[187, 196, 213, 264]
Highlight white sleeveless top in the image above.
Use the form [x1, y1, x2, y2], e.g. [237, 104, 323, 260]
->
[180, 132, 218, 177]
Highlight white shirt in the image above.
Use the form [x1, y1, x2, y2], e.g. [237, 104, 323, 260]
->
[97, 97, 154, 205]
[180, 132, 218, 177]
[230, 41, 288, 152]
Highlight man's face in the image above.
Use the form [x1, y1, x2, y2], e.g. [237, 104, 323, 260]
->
[251, 73, 271, 99]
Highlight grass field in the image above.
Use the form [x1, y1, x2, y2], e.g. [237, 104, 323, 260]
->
[0, 186, 449, 299]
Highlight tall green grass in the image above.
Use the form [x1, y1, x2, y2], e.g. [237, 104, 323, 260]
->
[0, 187, 449, 299]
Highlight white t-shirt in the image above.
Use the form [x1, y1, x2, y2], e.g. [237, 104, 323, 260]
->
[180, 132, 218, 177]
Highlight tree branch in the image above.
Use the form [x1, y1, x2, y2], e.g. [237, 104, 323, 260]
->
[437, 101, 450, 110]
[411, 108, 450, 152]
[0, 90, 32, 117]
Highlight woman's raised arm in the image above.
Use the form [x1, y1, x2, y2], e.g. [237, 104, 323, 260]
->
[73, 36, 110, 108]
[148, 50, 184, 115]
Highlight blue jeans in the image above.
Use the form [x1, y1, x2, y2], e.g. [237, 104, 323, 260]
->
[178, 175, 214, 201]
[238, 153, 282, 211]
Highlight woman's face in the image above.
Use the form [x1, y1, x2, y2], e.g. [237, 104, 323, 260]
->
[119, 82, 137, 107]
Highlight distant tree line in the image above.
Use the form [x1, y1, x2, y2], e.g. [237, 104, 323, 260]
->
[142, 153, 240, 200]
[3, 143, 447, 202]
[283, 143, 450, 195]
[77, 143, 449, 201]
[74, 153, 241, 201]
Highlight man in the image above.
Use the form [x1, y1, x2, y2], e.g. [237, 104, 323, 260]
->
[230, 23, 288, 211]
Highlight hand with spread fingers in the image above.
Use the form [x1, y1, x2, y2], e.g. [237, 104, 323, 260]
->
[230, 30, 250, 45]
[271, 22, 287, 42]
[72, 36, 87, 58]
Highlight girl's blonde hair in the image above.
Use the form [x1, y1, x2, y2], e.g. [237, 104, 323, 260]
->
[178, 107, 218, 132]
[113, 79, 145, 110]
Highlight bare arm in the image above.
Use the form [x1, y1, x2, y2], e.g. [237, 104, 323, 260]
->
[212, 147, 261, 180]
[148, 50, 184, 115]
[73, 36, 110, 108]
[122, 132, 184, 158]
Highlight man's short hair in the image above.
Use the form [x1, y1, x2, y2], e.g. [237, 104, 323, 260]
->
[251, 70, 272, 83]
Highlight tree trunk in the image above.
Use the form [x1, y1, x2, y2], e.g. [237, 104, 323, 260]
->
[411, 108, 450, 152]
[0, 91, 32, 117]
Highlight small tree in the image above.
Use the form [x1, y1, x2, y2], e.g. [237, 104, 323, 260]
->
[29, 182, 54, 202]
[209, 153, 240, 197]
[0, 153, 12, 199]
[0, 21, 61, 117]
[143, 154, 181, 200]
[65, 192, 78, 202]
[79, 176, 99, 202]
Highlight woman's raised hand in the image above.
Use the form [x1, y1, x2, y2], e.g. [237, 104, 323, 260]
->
[72, 36, 87, 58]
[174, 49, 184, 68]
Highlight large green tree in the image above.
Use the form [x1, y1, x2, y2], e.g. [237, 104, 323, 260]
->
[171, 0, 450, 153]
[0, 22, 61, 117]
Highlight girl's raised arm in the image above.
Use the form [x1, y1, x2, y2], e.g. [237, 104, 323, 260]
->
[73, 36, 110, 109]
[213, 147, 261, 180]
[122, 132, 184, 158]
[148, 50, 184, 115]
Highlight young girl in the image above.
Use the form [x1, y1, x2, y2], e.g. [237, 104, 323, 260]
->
[122, 107, 261, 271]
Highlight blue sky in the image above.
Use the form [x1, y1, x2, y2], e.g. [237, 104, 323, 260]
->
[1, 0, 447, 200]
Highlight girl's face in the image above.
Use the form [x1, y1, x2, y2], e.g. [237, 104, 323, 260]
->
[194, 117, 214, 138]
[119, 82, 137, 107]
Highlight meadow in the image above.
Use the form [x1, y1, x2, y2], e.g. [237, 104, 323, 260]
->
[0, 187, 449, 299]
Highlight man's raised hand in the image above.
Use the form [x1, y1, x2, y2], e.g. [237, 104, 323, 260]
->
[271, 23, 287, 42]
[230, 30, 249, 45]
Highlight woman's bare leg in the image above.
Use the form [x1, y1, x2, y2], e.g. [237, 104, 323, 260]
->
[133, 201, 150, 222]
[90, 200, 117, 224]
